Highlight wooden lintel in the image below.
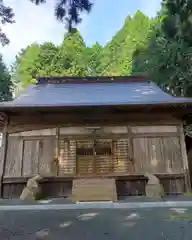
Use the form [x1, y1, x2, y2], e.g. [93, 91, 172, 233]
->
[9, 113, 181, 125]
[7, 113, 182, 134]
[22, 136, 54, 141]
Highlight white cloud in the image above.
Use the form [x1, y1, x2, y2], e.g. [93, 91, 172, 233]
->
[1, 0, 161, 66]
[1, 0, 68, 66]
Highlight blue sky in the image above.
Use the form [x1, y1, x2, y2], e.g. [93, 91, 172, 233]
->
[1, 0, 161, 66]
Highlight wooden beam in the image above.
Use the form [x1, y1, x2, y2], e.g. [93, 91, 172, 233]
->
[2, 173, 185, 184]
[7, 113, 182, 134]
[8, 113, 181, 126]
[179, 124, 191, 192]
[0, 115, 9, 197]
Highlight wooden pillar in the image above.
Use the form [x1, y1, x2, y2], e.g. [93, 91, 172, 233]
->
[51, 127, 60, 176]
[0, 115, 8, 198]
[92, 130, 97, 175]
[127, 126, 135, 173]
[179, 124, 191, 192]
[55, 127, 60, 176]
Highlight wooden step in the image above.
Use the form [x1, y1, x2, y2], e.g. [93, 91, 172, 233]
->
[72, 178, 117, 202]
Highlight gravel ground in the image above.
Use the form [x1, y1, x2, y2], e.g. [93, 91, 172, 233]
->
[0, 207, 192, 239]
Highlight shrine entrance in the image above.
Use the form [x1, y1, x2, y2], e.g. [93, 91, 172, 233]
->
[76, 139, 113, 175]
[73, 138, 119, 202]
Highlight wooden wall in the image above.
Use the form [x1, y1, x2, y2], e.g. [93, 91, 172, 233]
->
[1, 112, 188, 198]
[4, 136, 56, 177]
[4, 125, 185, 177]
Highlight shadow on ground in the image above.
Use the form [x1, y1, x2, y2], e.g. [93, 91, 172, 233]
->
[0, 208, 192, 239]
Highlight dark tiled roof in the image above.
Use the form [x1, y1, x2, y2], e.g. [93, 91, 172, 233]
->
[0, 76, 192, 109]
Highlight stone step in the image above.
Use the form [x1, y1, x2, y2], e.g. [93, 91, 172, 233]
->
[72, 178, 117, 202]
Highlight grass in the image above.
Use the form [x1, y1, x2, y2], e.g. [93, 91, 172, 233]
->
[184, 190, 192, 197]
[169, 212, 192, 221]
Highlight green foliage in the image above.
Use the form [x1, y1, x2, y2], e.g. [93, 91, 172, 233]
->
[0, 0, 15, 45]
[12, 43, 41, 88]
[133, 0, 192, 97]
[0, 55, 12, 101]
[11, 5, 192, 99]
[12, 10, 154, 88]
[98, 11, 154, 76]
[162, 0, 192, 43]
[2, 0, 192, 100]
[81, 42, 102, 76]
[12, 29, 89, 88]
[56, 29, 87, 76]
[4, 1, 192, 102]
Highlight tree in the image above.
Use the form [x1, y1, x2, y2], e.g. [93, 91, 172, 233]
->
[0, 0, 15, 45]
[99, 11, 153, 76]
[11, 12, 157, 88]
[10, 3, 192, 99]
[58, 29, 88, 76]
[0, 0, 93, 46]
[34, 42, 59, 76]
[11, 29, 88, 87]
[82, 42, 102, 76]
[0, 54, 12, 101]
[12, 43, 41, 88]
[132, 0, 192, 97]
[162, 0, 192, 44]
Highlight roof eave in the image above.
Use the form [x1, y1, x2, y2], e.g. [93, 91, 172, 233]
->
[0, 101, 192, 114]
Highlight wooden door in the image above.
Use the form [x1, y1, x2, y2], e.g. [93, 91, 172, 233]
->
[76, 140, 94, 175]
[95, 139, 113, 174]
[76, 138, 131, 175]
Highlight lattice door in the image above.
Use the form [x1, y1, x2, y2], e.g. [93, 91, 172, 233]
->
[76, 140, 94, 175]
[95, 139, 113, 174]
[58, 139, 76, 175]
[58, 137, 133, 176]
[113, 139, 133, 173]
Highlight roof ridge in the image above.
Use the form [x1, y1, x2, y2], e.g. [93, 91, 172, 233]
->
[36, 76, 150, 85]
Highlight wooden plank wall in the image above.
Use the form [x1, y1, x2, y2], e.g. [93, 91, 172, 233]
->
[4, 136, 23, 177]
[133, 137, 183, 173]
[3, 124, 186, 179]
[4, 136, 55, 178]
